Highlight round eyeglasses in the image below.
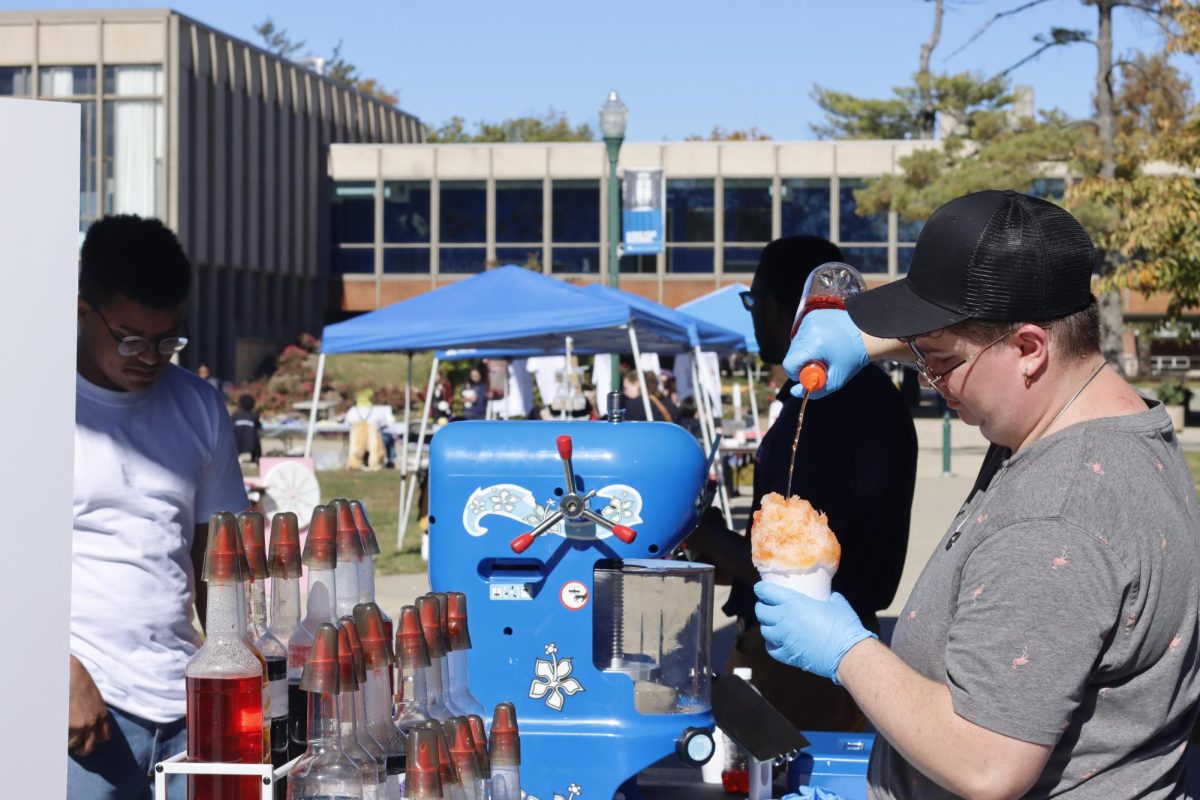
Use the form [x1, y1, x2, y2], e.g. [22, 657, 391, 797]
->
[87, 300, 189, 357]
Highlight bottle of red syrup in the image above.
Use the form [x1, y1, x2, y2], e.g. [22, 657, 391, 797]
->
[186, 511, 269, 799]
[789, 262, 867, 395]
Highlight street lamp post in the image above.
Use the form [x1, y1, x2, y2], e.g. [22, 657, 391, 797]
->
[599, 89, 628, 394]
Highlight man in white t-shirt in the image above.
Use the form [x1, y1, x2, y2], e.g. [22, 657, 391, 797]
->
[69, 215, 249, 798]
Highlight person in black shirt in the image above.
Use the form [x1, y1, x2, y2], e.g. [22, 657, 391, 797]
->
[620, 370, 674, 421]
[231, 393, 262, 464]
[686, 236, 917, 732]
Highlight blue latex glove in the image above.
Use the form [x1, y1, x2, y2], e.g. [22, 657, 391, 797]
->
[754, 583, 877, 684]
[783, 309, 868, 399]
[784, 787, 847, 800]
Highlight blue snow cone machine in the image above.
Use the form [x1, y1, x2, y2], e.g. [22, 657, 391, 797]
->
[428, 416, 718, 800]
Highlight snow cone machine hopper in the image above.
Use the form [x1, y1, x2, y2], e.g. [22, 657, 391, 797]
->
[429, 418, 717, 800]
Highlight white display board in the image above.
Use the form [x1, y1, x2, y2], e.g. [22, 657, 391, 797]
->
[0, 99, 80, 796]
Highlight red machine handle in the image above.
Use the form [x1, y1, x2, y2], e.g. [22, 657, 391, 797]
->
[510, 533, 536, 554]
[611, 524, 637, 544]
[556, 434, 573, 460]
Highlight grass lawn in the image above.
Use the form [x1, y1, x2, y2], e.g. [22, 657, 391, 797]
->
[316, 469, 427, 575]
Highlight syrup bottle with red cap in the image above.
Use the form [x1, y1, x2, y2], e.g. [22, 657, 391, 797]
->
[302, 505, 339, 637]
[416, 596, 457, 721]
[466, 715, 489, 782]
[421, 719, 467, 800]
[404, 728, 443, 800]
[186, 512, 270, 800]
[394, 605, 432, 730]
[789, 262, 867, 395]
[445, 718, 485, 800]
[444, 594, 485, 718]
[350, 502, 390, 631]
[488, 703, 521, 800]
[287, 623, 364, 799]
[331, 499, 364, 619]
[354, 603, 408, 798]
[336, 623, 386, 799]
[268, 511, 315, 761]
[241, 510, 290, 794]
[338, 618, 388, 798]
[430, 593, 467, 717]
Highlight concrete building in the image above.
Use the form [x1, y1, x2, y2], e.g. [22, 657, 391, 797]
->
[0, 8, 424, 379]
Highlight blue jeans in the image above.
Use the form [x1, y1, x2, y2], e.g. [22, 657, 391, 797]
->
[68, 704, 187, 799]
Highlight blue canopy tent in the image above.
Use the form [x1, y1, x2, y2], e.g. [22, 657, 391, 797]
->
[306, 266, 713, 544]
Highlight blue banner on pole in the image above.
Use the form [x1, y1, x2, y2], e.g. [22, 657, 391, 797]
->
[622, 168, 664, 255]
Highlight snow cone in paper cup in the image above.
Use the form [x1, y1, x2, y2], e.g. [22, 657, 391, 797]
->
[752, 493, 840, 600]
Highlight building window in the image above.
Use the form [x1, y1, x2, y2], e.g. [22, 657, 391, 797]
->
[440, 181, 486, 244]
[667, 180, 714, 273]
[102, 66, 165, 219]
[620, 254, 657, 274]
[552, 180, 600, 243]
[383, 248, 430, 274]
[496, 247, 542, 270]
[723, 247, 762, 274]
[383, 181, 431, 243]
[440, 247, 488, 274]
[897, 216, 924, 244]
[331, 182, 376, 245]
[724, 179, 771, 243]
[0, 66, 31, 96]
[39, 66, 100, 235]
[1031, 178, 1065, 201]
[781, 178, 831, 239]
[667, 247, 714, 274]
[40, 65, 97, 97]
[897, 246, 915, 275]
[332, 247, 375, 275]
[495, 180, 543, 244]
[553, 247, 601, 274]
[840, 246, 889, 275]
[838, 178, 888, 242]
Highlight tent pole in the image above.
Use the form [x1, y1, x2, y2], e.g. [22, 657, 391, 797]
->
[745, 359, 761, 437]
[399, 356, 439, 551]
[397, 352, 412, 528]
[694, 345, 733, 529]
[303, 353, 326, 459]
[627, 327, 653, 420]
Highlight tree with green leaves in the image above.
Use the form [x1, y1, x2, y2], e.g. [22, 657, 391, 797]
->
[685, 126, 772, 141]
[427, 109, 595, 143]
[252, 18, 398, 107]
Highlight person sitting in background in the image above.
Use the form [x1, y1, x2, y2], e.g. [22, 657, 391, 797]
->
[345, 389, 387, 470]
[196, 362, 219, 390]
[462, 367, 489, 420]
[231, 394, 262, 464]
[621, 370, 674, 421]
[677, 396, 702, 441]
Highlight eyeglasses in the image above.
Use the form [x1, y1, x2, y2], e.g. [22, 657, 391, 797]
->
[86, 300, 189, 357]
[904, 330, 1013, 391]
[739, 291, 756, 311]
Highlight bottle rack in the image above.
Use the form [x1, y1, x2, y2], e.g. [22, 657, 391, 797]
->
[153, 751, 301, 800]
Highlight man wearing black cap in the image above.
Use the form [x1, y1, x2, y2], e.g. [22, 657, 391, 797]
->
[755, 190, 1200, 798]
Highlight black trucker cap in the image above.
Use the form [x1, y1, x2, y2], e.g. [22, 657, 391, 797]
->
[844, 190, 1096, 339]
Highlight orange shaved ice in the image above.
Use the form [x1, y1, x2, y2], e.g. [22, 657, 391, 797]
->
[751, 492, 841, 573]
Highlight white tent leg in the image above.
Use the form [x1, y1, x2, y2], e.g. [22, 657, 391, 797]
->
[396, 353, 413, 531]
[398, 356, 439, 550]
[694, 345, 733, 528]
[746, 359, 761, 437]
[303, 353, 326, 459]
[627, 327, 653, 420]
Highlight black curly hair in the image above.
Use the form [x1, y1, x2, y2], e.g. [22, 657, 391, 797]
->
[79, 215, 191, 309]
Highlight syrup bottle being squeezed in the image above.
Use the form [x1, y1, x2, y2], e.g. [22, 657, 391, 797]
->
[267, 511, 314, 761]
[186, 511, 269, 800]
[240, 510, 289, 794]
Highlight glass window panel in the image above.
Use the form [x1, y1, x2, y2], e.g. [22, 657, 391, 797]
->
[897, 216, 924, 243]
[439, 247, 488, 274]
[552, 180, 600, 242]
[723, 247, 762, 274]
[383, 181, 431, 243]
[666, 180, 714, 243]
[897, 246, 915, 275]
[1031, 178, 1065, 201]
[331, 182, 376, 245]
[839, 178, 888, 242]
[495, 180, 543, 243]
[440, 181, 486, 243]
[0, 66, 31, 96]
[103, 66, 164, 96]
[724, 179, 771, 242]
[79, 101, 99, 231]
[40, 66, 96, 97]
[840, 246, 889, 275]
[103, 99, 166, 218]
[495, 247, 543, 270]
[620, 254, 658, 274]
[553, 247, 601, 274]
[333, 247, 375, 275]
[780, 178, 831, 238]
[383, 247, 430, 274]
[667, 247, 714, 273]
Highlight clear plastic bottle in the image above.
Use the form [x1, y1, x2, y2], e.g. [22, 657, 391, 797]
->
[332, 499, 363, 619]
[268, 511, 315, 761]
[302, 505, 339, 638]
[287, 623, 364, 800]
[337, 623, 386, 800]
[186, 512, 269, 800]
[416, 596, 456, 721]
[446, 718, 486, 800]
[353, 603, 407, 798]
[241, 510, 290, 795]
[487, 703, 521, 800]
[395, 605, 432, 731]
[429, 594, 467, 717]
[423, 720, 467, 800]
[444, 594, 486, 718]
[403, 728, 443, 800]
[789, 262, 867, 395]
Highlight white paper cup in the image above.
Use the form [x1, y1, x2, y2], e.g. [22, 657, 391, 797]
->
[761, 566, 832, 600]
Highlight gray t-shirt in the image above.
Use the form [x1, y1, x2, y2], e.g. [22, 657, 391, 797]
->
[870, 403, 1200, 799]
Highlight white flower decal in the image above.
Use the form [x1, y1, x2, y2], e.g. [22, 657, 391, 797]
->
[523, 500, 558, 527]
[468, 498, 487, 515]
[601, 492, 635, 524]
[490, 488, 518, 513]
[523, 782, 581, 800]
[529, 641, 584, 711]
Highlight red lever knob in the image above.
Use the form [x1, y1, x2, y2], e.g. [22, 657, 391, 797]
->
[556, 434, 573, 460]
[611, 525, 637, 544]
[510, 533, 536, 554]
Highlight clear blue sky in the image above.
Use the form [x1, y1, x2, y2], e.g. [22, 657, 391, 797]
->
[7, 0, 1196, 140]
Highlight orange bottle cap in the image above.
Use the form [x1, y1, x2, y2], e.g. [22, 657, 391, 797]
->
[798, 361, 828, 393]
